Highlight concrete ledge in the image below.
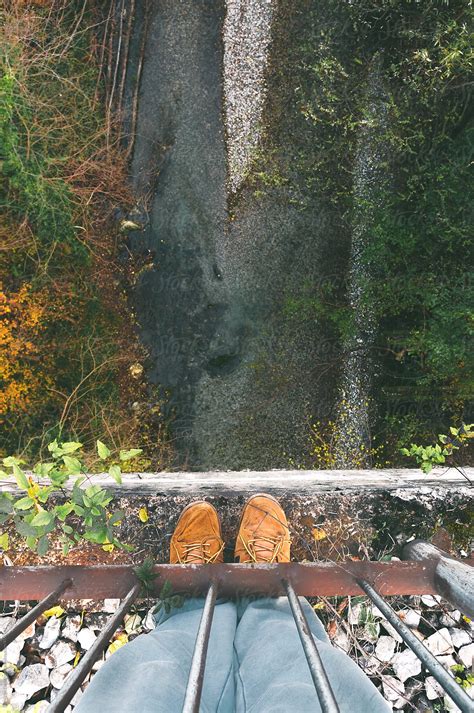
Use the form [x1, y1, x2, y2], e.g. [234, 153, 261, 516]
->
[28, 467, 473, 496]
[4, 469, 471, 562]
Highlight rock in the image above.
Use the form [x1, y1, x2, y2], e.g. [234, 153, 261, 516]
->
[0, 672, 12, 705]
[45, 640, 76, 669]
[332, 628, 351, 654]
[405, 678, 423, 700]
[414, 693, 436, 712]
[382, 675, 405, 706]
[50, 662, 73, 689]
[392, 648, 422, 682]
[449, 628, 471, 649]
[436, 654, 457, 670]
[10, 691, 28, 710]
[421, 595, 442, 607]
[13, 664, 49, 697]
[77, 628, 97, 651]
[17, 622, 36, 642]
[375, 636, 396, 662]
[426, 628, 454, 655]
[348, 602, 363, 625]
[425, 675, 444, 700]
[440, 610, 462, 627]
[143, 608, 156, 632]
[0, 617, 14, 635]
[358, 656, 380, 675]
[399, 609, 421, 629]
[103, 599, 120, 613]
[380, 620, 403, 643]
[25, 700, 49, 712]
[0, 635, 24, 668]
[458, 643, 474, 668]
[88, 613, 111, 632]
[39, 616, 61, 649]
[62, 615, 81, 642]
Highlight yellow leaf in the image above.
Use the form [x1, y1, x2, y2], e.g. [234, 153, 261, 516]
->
[0, 533, 9, 551]
[462, 615, 471, 624]
[43, 605, 65, 619]
[138, 507, 148, 523]
[107, 633, 128, 656]
[27, 482, 40, 499]
[73, 651, 81, 667]
[312, 527, 327, 542]
[313, 602, 325, 610]
[102, 543, 114, 552]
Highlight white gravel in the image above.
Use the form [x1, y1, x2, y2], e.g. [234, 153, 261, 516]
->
[223, 0, 274, 193]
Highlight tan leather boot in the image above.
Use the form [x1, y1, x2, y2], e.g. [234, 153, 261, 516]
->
[234, 493, 291, 563]
[170, 501, 224, 564]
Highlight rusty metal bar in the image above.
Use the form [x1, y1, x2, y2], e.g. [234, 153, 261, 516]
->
[0, 578, 72, 651]
[181, 581, 218, 713]
[0, 560, 446, 601]
[403, 540, 474, 619]
[358, 579, 474, 712]
[284, 579, 340, 713]
[48, 583, 140, 713]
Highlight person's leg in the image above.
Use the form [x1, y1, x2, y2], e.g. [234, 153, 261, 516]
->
[233, 495, 389, 713]
[76, 501, 235, 713]
[75, 597, 236, 713]
[234, 596, 390, 713]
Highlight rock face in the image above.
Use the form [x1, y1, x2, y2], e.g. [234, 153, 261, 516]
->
[123, 1, 339, 469]
[13, 664, 49, 697]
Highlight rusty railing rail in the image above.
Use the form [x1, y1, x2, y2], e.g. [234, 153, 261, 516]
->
[0, 543, 473, 713]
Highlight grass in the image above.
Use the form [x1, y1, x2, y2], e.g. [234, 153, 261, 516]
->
[0, 1, 173, 468]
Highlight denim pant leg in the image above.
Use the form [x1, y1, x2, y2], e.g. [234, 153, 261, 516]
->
[75, 598, 236, 713]
[234, 597, 390, 713]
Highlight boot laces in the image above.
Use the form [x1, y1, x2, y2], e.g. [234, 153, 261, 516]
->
[241, 535, 288, 563]
[181, 540, 223, 564]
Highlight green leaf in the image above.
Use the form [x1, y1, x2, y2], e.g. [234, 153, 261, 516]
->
[108, 465, 122, 484]
[97, 440, 111, 460]
[13, 496, 34, 511]
[12, 464, 30, 491]
[37, 486, 54, 504]
[0, 494, 14, 514]
[61, 441, 82, 454]
[160, 580, 173, 598]
[109, 510, 124, 526]
[15, 520, 38, 537]
[48, 439, 63, 458]
[55, 503, 74, 521]
[37, 536, 49, 556]
[119, 449, 142, 462]
[31, 510, 54, 527]
[62, 456, 82, 474]
[3, 456, 24, 468]
[26, 536, 37, 551]
[33, 462, 55, 476]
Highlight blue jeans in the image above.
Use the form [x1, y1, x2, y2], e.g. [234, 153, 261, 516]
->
[76, 597, 389, 712]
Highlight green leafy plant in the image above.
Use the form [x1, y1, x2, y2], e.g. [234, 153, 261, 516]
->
[401, 423, 473, 474]
[451, 664, 474, 691]
[153, 580, 185, 616]
[0, 439, 142, 556]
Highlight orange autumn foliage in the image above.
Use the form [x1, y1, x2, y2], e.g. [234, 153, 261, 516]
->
[0, 283, 52, 418]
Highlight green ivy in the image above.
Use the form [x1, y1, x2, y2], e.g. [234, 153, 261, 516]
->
[0, 439, 143, 556]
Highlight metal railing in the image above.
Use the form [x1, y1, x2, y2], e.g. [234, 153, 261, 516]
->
[0, 541, 473, 713]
